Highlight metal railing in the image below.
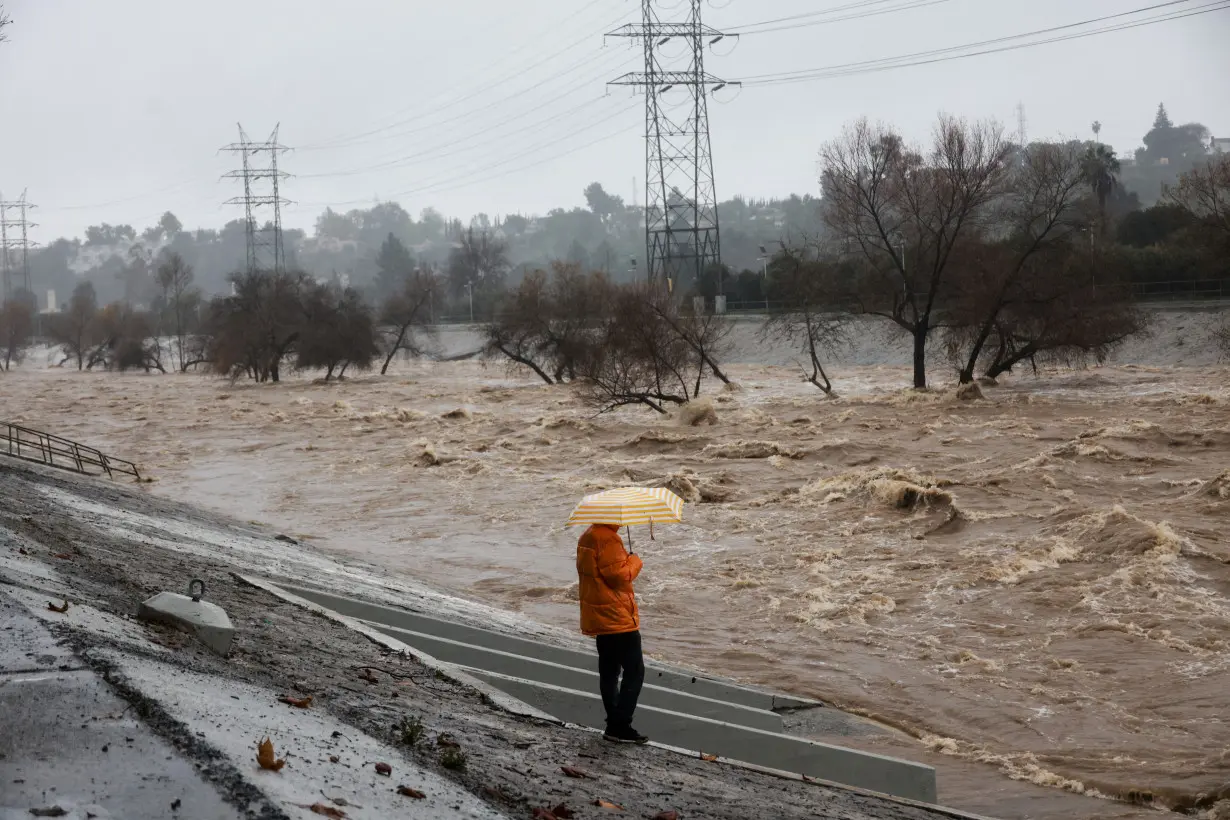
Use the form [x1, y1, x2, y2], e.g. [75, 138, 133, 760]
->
[1, 422, 141, 481]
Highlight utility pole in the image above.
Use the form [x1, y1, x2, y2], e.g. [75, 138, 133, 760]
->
[0, 189, 37, 302]
[1015, 102, 1028, 147]
[608, 1, 739, 295]
[220, 124, 292, 276]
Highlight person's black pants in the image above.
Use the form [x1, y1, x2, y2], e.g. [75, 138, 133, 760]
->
[595, 630, 644, 731]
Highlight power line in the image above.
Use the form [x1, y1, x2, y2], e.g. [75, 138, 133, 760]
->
[296, 101, 640, 208]
[728, 0, 954, 35]
[298, 52, 638, 180]
[742, 0, 1228, 85]
[298, 0, 627, 152]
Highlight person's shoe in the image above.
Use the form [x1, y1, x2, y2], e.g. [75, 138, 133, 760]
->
[603, 725, 649, 745]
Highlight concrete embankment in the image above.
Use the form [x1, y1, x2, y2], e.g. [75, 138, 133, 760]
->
[0, 459, 980, 820]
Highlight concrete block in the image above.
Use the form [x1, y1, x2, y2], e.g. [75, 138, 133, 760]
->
[138, 591, 235, 656]
[370, 621, 783, 732]
[467, 669, 938, 805]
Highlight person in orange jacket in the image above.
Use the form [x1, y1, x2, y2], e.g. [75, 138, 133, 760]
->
[576, 522, 648, 744]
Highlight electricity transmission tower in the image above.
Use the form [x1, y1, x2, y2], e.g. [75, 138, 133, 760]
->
[0, 189, 38, 302]
[221, 124, 291, 276]
[609, 1, 739, 293]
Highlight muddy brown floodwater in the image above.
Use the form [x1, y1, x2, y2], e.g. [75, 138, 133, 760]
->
[4, 318, 1229, 819]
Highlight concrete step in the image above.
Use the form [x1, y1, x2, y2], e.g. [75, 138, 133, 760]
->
[364, 619, 783, 732]
[278, 582, 817, 712]
[466, 668, 938, 805]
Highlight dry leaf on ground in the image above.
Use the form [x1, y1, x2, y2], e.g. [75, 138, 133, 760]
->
[551, 804, 576, 819]
[699, 752, 718, 762]
[293, 803, 346, 818]
[256, 737, 285, 772]
[593, 798, 625, 811]
[328, 755, 339, 763]
[279, 694, 313, 708]
[374, 762, 392, 776]
[560, 766, 590, 779]
[46, 601, 69, 613]
[396, 786, 425, 799]
[52, 553, 72, 560]
[653, 812, 680, 820]
[436, 733, 460, 748]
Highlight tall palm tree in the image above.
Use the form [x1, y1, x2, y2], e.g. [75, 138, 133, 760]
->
[1081, 143, 1121, 236]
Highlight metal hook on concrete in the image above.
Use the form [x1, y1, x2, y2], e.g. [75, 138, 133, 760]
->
[188, 579, 206, 602]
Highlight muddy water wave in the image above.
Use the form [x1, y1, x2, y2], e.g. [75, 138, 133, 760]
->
[5, 313, 1230, 818]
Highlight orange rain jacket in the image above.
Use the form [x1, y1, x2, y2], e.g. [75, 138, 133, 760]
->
[576, 524, 643, 637]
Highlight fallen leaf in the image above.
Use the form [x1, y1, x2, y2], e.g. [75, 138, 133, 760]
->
[171, 799, 182, 811]
[531, 810, 558, 820]
[396, 786, 426, 799]
[358, 669, 379, 684]
[374, 762, 392, 777]
[46, 601, 69, 614]
[18, 547, 27, 555]
[593, 799, 625, 811]
[436, 733, 460, 748]
[699, 752, 718, 762]
[552, 803, 576, 819]
[292, 803, 346, 818]
[483, 786, 512, 801]
[653, 812, 680, 820]
[560, 766, 590, 779]
[52, 553, 72, 561]
[29, 809, 68, 818]
[256, 737, 285, 772]
[279, 695, 313, 708]
[320, 794, 360, 808]
[328, 755, 340, 763]
[801, 773, 814, 783]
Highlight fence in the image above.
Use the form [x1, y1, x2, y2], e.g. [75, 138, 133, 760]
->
[1, 422, 141, 481]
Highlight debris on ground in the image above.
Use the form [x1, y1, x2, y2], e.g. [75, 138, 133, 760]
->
[256, 737, 286, 772]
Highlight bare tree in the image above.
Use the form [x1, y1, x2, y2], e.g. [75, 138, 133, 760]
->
[48, 282, 100, 370]
[0, 6, 11, 45]
[579, 285, 702, 414]
[1167, 155, 1230, 241]
[204, 270, 309, 382]
[946, 140, 1089, 383]
[761, 242, 849, 394]
[155, 251, 201, 371]
[86, 304, 165, 372]
[973, 251, 1144, 380]
[483, 262, 609, 385]
[297, 283, 380, 381]
[821, 116, 1012, 388]
[0, 299, 33, 371]
[643, 288, 734, 390]
[448, 227, 509, 308]
[379, 269, 440, 375]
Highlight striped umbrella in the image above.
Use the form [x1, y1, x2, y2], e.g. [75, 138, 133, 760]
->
[566, 486, 685, 528]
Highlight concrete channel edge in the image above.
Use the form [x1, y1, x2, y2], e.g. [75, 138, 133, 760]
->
[240, 574, 999, 820]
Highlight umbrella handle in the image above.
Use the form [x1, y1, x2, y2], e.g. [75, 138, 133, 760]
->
[626, 525, 634, 554]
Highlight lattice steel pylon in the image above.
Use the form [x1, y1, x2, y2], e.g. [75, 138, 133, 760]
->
[609, 0, 738, 292]
[220, 124, 292, 276]
[0, 189, 38, 301]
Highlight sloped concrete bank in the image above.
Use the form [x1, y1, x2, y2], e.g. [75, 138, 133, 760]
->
[0, 459, 981, 820]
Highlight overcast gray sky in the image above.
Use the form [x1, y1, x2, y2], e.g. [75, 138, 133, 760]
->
[1, 0, 1227, 241]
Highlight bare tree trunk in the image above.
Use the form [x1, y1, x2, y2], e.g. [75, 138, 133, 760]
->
[912, 322, 929, 388]
[381, 324, 409, 375]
